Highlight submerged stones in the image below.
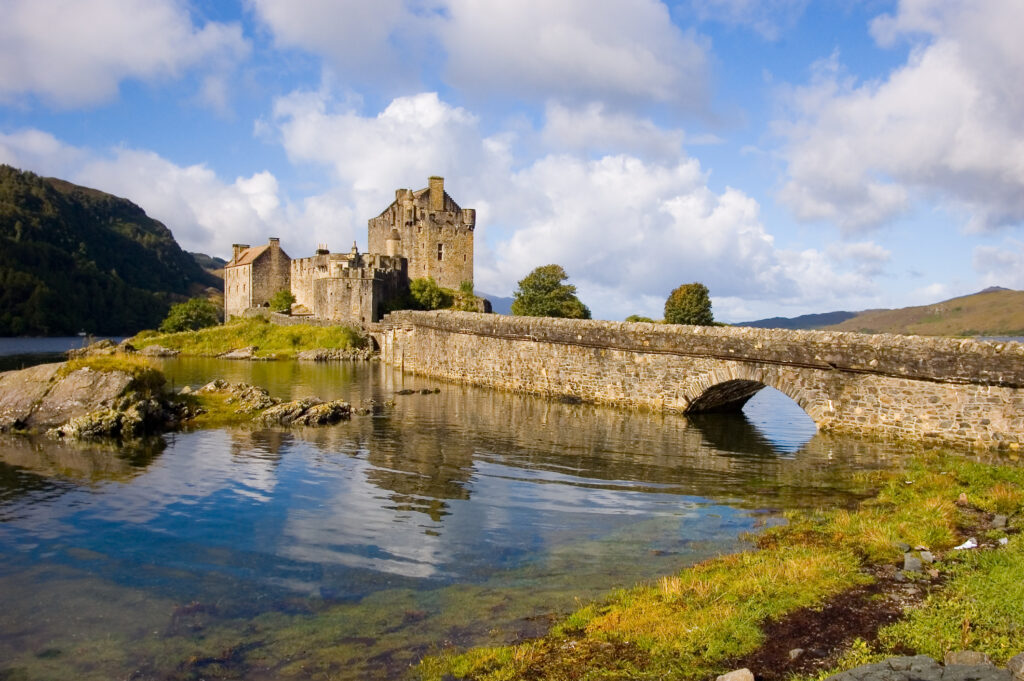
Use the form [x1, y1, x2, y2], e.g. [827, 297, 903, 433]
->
[295, 347, 376, 361]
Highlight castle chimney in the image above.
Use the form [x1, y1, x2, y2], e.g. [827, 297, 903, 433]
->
[232, 243, 250, 261]
[268, 237, 280, 248]
[429, 176, 444, 212]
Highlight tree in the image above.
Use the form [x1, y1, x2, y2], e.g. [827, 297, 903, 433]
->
[409, 277, 453, 310]
[269, 288, 295, 313]
[664, 282, 714, 326]
[511, 264, 591, 319]
[160, 297, 220, 333]
[625, 315, 657, 323]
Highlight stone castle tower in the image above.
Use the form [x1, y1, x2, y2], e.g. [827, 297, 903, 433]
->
[367, 176, 475, 290]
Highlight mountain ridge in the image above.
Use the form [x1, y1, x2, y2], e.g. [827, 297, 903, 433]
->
[0, 164, 218, 335]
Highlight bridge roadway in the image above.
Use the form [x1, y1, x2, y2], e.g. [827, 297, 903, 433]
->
[376, 311, 1024, 449]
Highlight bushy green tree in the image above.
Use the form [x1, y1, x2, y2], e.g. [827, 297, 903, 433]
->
[269, 288, 295, 313]
[664, 282, 714, 325]
[511, 264, 591, 319]
[410, 277, 453, 310]
[625, 315, 657, 323]
[159, 297, 220, 333]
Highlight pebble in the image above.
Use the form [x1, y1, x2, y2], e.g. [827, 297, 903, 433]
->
[717, 669, 754, 681]
[789, 648, 805, 661]
[993, 515, 1008, 529]
[920, 551, 935, 564]
[903, 554, 923, 573]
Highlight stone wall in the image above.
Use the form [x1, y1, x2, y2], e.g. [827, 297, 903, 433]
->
[367, 177, 475, 290]
[312, 254, 407, 324]
[252, 239, 291, 307]
[377, 311, 1024, 449]
[223, 263, 251, 319]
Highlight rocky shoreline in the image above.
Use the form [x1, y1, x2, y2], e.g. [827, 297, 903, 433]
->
[0, 342, 400, 441]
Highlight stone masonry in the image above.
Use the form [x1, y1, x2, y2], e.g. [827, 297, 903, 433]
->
[377, 311, 1024, 449]
[223, 238, 291, 319]
[368, 176, 475, 290]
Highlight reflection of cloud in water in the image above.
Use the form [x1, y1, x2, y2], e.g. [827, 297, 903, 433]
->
[279, 447, 449, 580]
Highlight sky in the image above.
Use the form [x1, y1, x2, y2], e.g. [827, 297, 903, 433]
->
[2, 0, 1023, 323]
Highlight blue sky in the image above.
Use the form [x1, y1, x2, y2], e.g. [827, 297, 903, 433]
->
[2, 0, 1023, 322]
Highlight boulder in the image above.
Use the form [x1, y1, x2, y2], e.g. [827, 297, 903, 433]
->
[0, 363, 61, 429]
[27, 368, 134, 429]
[0, 363, 138, 431]
[140, 344, 180, 357]
[219, 346, 258, 360]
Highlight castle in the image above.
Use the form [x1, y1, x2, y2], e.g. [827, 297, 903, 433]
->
[223, 177, 476, 324]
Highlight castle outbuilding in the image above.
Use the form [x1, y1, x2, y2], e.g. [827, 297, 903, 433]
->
[223, 237, 291, 319]
[223, 177, 477, 325]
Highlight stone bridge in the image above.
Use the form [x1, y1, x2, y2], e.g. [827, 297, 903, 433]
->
[376, 311, 1024, 449]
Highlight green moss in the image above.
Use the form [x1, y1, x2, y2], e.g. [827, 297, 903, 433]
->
[420, 452, 1024, 681]
[130, 318, 368, 359]
[58, 355, 166, 394]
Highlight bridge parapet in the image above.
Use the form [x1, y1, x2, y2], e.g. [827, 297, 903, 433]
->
[380, 311, 1024, 387]
[378, 311, 1024, 449]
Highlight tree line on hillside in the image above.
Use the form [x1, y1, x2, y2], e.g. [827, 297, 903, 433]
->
[0, 165, 217, 335]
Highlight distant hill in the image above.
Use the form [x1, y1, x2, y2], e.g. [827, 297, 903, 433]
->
[739, 310, 858, 330]
[740, 288, 1024, 337]
[0, 164, 219, 336]
[824, 288, 1024, 337]
[190, 251, 227, 276]
[479, 292, 514, 315]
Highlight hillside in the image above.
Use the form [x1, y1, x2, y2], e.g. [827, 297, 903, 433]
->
[0, 164, 219, 336]
[739, 310, 857, 330]
[824, 288, 1024, 337]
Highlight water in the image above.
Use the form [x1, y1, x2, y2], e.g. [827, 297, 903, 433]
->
[0, 359, 911, 680]
[0, 337, 125, 372]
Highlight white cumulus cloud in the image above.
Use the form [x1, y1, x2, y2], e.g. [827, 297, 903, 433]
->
[0, 0, 249, 108]
[776, 0, 1024, 233]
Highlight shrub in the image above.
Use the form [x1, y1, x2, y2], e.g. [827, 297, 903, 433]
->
[159, 297, 220, 333]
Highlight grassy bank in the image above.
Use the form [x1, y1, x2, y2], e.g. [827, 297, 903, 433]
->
[130, 318, 368, 359]
[420, 452, 1024, 680]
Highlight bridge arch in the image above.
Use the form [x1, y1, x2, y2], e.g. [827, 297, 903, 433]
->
[680, 364, 825, 427]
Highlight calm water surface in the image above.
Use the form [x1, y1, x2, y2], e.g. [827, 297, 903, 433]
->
[0, 358, 912, 680]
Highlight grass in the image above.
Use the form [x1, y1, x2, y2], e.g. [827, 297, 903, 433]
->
[130, 318, 368, 359]
[420, 452, 1024, 681]
[825, 288, 1024, 337]
[58, 355, 166, 394]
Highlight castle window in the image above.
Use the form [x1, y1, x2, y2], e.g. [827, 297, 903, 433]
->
[437, 243, 444, 261]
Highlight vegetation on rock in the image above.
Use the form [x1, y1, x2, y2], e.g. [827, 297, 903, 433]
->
[159, 297, 221, 333]
[132, 317, 367, 359]
[420, 452, 1024, 680]
[58, 355, 166, 394]
[410, 277, 454, 310]
[511, 264, 591, 319]
[0, 164, 218, 335]
[665, 282, 714, 326]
